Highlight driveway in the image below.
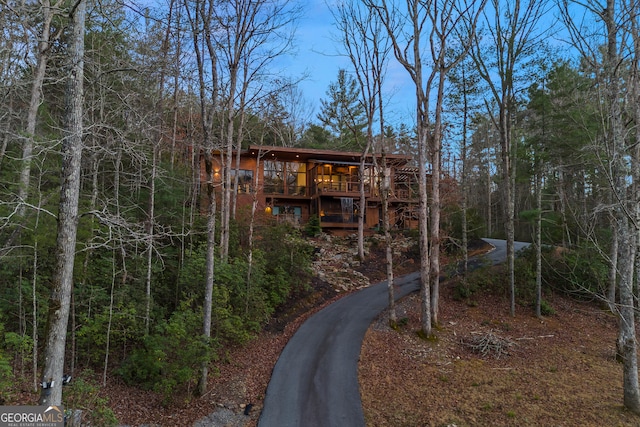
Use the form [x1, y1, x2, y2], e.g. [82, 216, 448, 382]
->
[257, 238, 528, 427]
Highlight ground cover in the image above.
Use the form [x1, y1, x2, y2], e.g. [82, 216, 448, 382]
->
[359, 269, 640, 427]
[99, 239, 640, 426]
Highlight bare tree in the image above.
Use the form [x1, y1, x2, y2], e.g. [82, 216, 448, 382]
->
[448, 59, 481, 278]
[469, 0, 548, 316]
[335, 0, 397, 322]
[560, 0, 640, 412]
[627, 0, 640, 312]
[211, 0, 299, 262]
[39, 0, 86, 406]
[183, 0, 220, 396]
[607, 0, 640, 413]
[18, 0, 63, 210]
[366, 0, 485, 334]
[2, 0, 64, 252]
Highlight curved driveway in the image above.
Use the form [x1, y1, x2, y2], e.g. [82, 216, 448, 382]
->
[258, 238, 529, 427]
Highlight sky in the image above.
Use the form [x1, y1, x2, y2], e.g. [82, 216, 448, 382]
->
[283, 0, 580, 131]
[279, 0, 417, 127]
[134, 0, 578, 133]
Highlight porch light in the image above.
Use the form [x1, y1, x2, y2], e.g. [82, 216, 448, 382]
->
[265, 205, 272, 214]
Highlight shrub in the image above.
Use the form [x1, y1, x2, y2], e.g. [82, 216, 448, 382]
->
[63, 370, 118, 426]
[543, 243, 608, 299]
[0, 324, 15, 403]
[540, 299, 555, 316]
[0, 351, 12, 405]
[304, 214, 321, 237]
[117, 302, 210, 402]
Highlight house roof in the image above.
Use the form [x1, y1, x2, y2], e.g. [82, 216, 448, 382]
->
[246, 145, 413, 166]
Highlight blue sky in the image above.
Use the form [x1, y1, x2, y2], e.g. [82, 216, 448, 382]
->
[283, 0, 417, 127]
[285, 0, 579, 131]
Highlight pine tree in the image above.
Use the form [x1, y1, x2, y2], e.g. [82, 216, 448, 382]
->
[317, 69, 367, 150]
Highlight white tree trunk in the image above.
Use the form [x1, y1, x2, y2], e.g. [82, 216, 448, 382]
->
[198, 173, 216, 395]
[18, 0, 61, 217]
[39, 0, 86, 406]
[144, 145, 157, 335]
[418, 130, 431, 336]
[604, 0, 640, 412]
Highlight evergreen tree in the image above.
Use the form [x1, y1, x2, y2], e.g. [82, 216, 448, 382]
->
[317, 69, 367, 150]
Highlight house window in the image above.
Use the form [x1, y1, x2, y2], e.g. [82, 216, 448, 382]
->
[231, 169, 253, 193]
[316, 163, 361, 192]
[264, 160, 285, 194]
[286, 163, 306, 195]
[271, 205, 302, 224]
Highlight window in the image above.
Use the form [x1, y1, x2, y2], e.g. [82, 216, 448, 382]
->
[231, 169, 254, 193]
[264, 160, 285, 194]
[271, 205, 302, 225]
[286, 163, 306, 195]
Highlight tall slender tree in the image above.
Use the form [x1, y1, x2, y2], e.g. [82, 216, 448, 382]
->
[183, 0, 219, 396]
[39, 0, 86, 406]
[469, 0, 548, 316]
[334, 0, 394, 321]
[366, 0, 485, 333]
[559, 0, 640, 412]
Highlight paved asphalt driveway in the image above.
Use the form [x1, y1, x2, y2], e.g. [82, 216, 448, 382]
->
[257, 238, 529, 427]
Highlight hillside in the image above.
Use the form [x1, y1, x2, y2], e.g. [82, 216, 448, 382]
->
[360, 272, 639, 426]
[106, 238, 639, 426]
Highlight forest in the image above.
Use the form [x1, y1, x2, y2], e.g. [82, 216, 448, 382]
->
[1, 0, 640, 423]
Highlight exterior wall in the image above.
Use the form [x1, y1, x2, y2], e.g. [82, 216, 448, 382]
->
[202, 146, 421, 233]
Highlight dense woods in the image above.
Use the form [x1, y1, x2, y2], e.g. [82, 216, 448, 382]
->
[1, 0, 640, 421]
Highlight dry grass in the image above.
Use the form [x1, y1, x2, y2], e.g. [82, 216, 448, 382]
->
[359, 272, 640, 427]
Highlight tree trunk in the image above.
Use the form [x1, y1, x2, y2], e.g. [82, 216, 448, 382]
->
[460, 68, 470, 277]
[604, 0, 640, 412]
[418, 129, 431, 337]
[144, 145, 157, 335]
[39, 0, 86, 406]
[608, 218, 618, 312]
[617, 219, 640, 413]
[220, 71, 237, 263]
[535, 168, 542, 318]
[381, 156, 396, 326]
[357, 153, 367, 262]
[18, 0, 59, 217]
[198, 167, 216, 396]
[500, 100, 516, 317]
[244, 149, 263, 317]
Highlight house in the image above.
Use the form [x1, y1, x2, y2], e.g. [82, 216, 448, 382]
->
[204, 145, 420, 234]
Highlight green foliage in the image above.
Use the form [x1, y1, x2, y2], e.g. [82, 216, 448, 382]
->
[543, 243, 609, 299]
[257, 225, 313, 294]
[539, 299, 555, 316]
[0, 324, 15, 404]
[63, 370, 118, 427]
[175, 223, 313, 348]
[4, 332, 34, 365]
[76, 303, 142, 366]
[513, 248, 537, 302]
[452, 277, 480, 302]
[304, 214, 322, 237]
[443, 207, 486, 253]
[299, 124, 334, 148]
[460, 263, 504, 296]
[213, 262, 257, 341]
[117, 302, 210, 402]
[317, 69, 368, 150]
[0, 354, 13, 404]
